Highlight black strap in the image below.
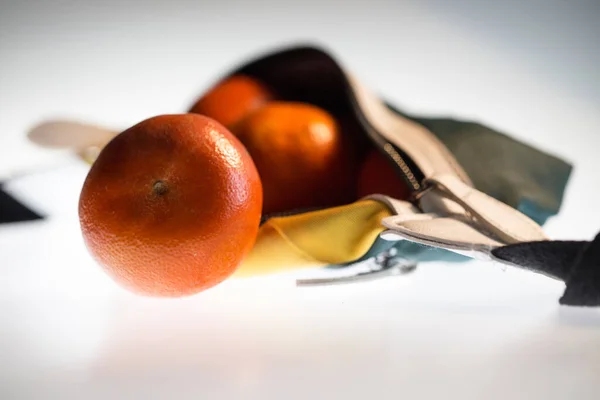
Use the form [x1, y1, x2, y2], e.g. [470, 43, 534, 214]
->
[0, 184, 43, 223]
[492, 233, 600, 307]
[560, 234, 600, 306]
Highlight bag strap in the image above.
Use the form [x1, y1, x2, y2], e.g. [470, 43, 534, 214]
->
[375, 194, 599, 306]
[492, 233, 600, 307]
[427, 175, 548, 243]
[347, 73, 548, 245]
[28, 120, 116, 150]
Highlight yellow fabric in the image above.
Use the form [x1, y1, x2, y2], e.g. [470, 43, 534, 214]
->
[234, 200, 393, 277]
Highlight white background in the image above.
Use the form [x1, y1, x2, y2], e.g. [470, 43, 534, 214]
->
[1, 0, 599, 399]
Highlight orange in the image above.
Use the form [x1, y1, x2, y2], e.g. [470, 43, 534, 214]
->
[78, 114, 262, 297]
[233, 102, 355, 214]
[188, 75, 273, 128]
[357, 150, 411, 200]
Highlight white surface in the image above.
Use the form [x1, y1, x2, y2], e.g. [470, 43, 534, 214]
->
[1, 0, 600, 399]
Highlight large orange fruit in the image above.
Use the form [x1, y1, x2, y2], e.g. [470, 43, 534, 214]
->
[357, 150, 411, 200]
[78, 114, 262, 297]
[233, 102, 355, 214]
[189, 75, 273, 128]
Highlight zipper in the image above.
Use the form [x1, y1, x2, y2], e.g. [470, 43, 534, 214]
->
[345, 81, 430, 201]
[354, 103, 428, 199]
[381, 142, 421, 192]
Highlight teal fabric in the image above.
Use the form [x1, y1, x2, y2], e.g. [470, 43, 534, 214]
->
[341, 112, 573, 267]
[342, 236, 468, 267]
[406, 116, 573, 225]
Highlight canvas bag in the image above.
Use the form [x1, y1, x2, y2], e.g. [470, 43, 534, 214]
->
[30, 45, 591, 305]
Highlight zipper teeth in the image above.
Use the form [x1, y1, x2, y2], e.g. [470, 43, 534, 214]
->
[382, 143, 421, 191]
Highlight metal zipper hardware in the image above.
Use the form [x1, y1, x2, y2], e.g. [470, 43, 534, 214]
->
[381, 142, 422, 192]
[296, 247, 417, 287]
[410, 182, 435, 202]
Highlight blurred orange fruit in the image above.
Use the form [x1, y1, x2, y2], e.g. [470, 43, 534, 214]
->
[233, 102, 355, 214]
[78, 114, 262, 297]
[357, 150, 411, 200]
[189, 75, 273, 128]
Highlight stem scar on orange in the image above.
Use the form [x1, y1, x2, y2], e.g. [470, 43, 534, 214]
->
[188, 75, 273, 128]
[78, 114, 262, 297]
